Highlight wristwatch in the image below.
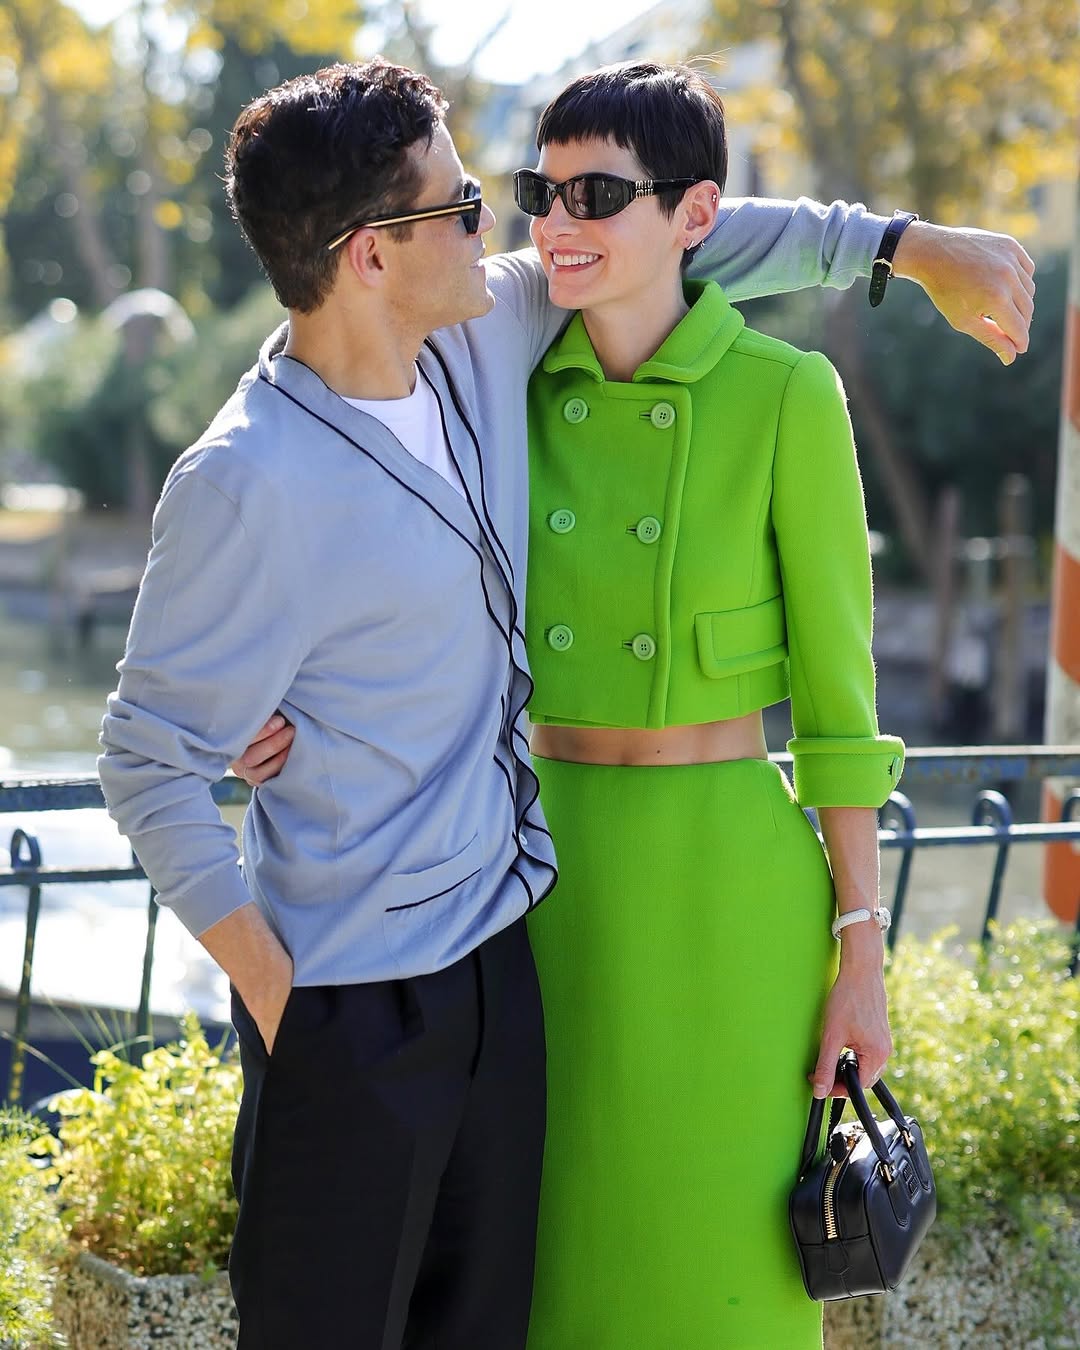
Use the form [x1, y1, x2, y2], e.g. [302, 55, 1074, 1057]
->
[868, 211, 919, 308]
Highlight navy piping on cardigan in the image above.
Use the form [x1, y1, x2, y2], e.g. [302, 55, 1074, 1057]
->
[427, 361, 533, 682]
[424, 357, 553, 887]
[423, 341, 515, 586]
[257, 372, 557, 911]
[384, 868, 482, 913]
[510, 862, 536, 909]
[417, 354, 551, 864]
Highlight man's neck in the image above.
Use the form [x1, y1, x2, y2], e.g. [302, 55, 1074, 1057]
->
[283, 304, 421, 400]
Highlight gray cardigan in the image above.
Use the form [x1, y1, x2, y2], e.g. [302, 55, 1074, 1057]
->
[98, 197, 889, 986]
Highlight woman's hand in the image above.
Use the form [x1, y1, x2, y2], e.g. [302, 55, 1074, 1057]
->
[230, 713, 295, 786]
[810, 923, 892, 1099]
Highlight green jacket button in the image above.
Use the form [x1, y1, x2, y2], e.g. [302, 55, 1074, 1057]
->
[547, 624, 574, 652]
[630, 633, 656, 661]
[889, 755, 903, 780]
[563, 397, 589, 424]
[549, 508, 576, 534]
[649, 401, 676, 430]
[634, 515, 662, 544]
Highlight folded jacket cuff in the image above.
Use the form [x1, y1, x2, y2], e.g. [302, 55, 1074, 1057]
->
[787, 735, 905, 809]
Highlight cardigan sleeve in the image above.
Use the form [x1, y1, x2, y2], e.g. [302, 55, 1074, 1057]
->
[772, 351, 904, 808]
[688, 197, 892, 301]
[98, 456, 310, 937]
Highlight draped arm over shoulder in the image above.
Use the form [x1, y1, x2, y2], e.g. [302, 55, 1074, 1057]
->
[486, 197, 891, 368]
[688, 197, 891, 302]
[98, 457, 309, 937]
[771, 351, 904, 808]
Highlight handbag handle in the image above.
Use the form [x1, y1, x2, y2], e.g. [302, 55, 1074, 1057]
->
[796, 1050, 912, 1181]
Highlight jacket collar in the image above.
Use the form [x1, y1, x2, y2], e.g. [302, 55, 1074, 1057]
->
[540, 280, 745, 385]
[255, 323, 482, 522]
[255, 322, 516, 598]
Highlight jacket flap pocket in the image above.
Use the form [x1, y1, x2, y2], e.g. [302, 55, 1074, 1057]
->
[695, 596, 787, 680]
[388, 834, 482, 911]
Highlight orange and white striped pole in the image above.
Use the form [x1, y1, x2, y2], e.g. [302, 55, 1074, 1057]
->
[1042, 163, 1080, 924]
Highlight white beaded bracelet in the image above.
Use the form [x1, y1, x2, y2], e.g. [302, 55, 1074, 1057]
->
[831, 905, 892, 941]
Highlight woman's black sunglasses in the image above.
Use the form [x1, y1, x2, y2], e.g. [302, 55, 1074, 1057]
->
[512, 169, 698, 221]
[325, 179, 483, 253]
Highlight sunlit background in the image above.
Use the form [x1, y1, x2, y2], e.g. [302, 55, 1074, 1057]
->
[0, 0, 1077, 1016]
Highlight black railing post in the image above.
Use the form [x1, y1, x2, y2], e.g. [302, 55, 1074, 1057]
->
[136, 850, 158, 1045]
[7, 828, 44, 1106]
[975, 791, 1014, 946]
[1061, 791, 1080, 977]
[880, 793, 917, 950]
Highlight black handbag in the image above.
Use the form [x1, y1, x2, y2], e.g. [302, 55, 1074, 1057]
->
[789, 1050, 936, 1301]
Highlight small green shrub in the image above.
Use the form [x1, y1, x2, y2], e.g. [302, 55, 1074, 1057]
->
[0, 1109, 64, 1348]
[886, 918, 1080, 1231]
[34, 1013, 241, 1277]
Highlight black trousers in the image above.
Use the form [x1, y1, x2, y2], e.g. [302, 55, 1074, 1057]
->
[229, 918, 546, 1350]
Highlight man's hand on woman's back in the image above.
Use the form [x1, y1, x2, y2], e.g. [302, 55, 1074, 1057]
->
[231, 713, 294, 785]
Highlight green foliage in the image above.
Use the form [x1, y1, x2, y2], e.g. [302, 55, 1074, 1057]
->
[147, 286, 285, 453]
[0, 1109, 64, 1348]
[5, 287, 284, 507]
[34, 1013, 241, 1277]
[886, 918, 1080, 1231]
[3, 318, 173, 510]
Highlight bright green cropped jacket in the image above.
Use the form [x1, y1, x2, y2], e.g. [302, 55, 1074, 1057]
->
[525, 280, 904, 809]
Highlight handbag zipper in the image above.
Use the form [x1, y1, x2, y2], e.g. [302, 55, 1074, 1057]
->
[822, 1126, 861, 1240]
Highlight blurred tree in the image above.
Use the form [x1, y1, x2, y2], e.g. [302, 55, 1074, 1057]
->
[706, 0, 1077, 227]
[704, 0, 1079, 580]
[1, 0, 123, 308]
[3, 284, 283, 507]
[1, 0, 366, 320]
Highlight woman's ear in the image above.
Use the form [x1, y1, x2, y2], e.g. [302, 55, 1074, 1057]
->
[680, 180, 721, 250]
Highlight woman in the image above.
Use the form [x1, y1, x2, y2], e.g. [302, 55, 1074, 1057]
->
[515, 64, 902, 1349]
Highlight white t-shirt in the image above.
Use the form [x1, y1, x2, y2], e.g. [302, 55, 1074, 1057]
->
[342, 368, 466, 498]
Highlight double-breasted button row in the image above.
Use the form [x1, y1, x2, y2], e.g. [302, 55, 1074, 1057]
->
[561, 397, 676, 429]
[544, 627, 657, 661]
[548, 510, 661, 543]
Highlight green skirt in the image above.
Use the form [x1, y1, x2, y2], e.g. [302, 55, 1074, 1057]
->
[526, 756, 837, 1350]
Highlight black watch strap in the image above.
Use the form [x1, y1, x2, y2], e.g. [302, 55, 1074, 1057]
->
[868, 211, 919, 308]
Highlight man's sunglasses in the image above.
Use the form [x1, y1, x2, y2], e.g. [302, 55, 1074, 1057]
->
[324, 179, 483, 253]
[512, 169, 698, 221]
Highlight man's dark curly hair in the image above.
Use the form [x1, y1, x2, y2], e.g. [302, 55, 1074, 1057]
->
[225, 60, 448, 313]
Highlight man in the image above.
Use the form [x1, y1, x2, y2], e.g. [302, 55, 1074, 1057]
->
[99, 57, 1033, 1349]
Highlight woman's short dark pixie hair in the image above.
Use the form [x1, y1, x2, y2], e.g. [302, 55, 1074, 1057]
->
[536, 61, 727, 244]
[225, 60, 448, 313]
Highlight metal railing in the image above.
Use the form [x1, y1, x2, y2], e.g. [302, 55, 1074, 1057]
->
[2, 749, 1079, 1105]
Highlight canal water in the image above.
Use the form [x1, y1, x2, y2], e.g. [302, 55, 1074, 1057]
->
[0, 605, 230, 1022]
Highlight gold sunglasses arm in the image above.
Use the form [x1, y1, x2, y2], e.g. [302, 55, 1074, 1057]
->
[326, 200, 478, 252]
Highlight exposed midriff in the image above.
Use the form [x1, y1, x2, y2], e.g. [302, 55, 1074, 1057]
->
[530, 710, 768, 767]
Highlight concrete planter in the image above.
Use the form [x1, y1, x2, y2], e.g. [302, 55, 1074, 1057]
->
[50, 1250, 237, 1350]
[825, 1208, 1080, 1350]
